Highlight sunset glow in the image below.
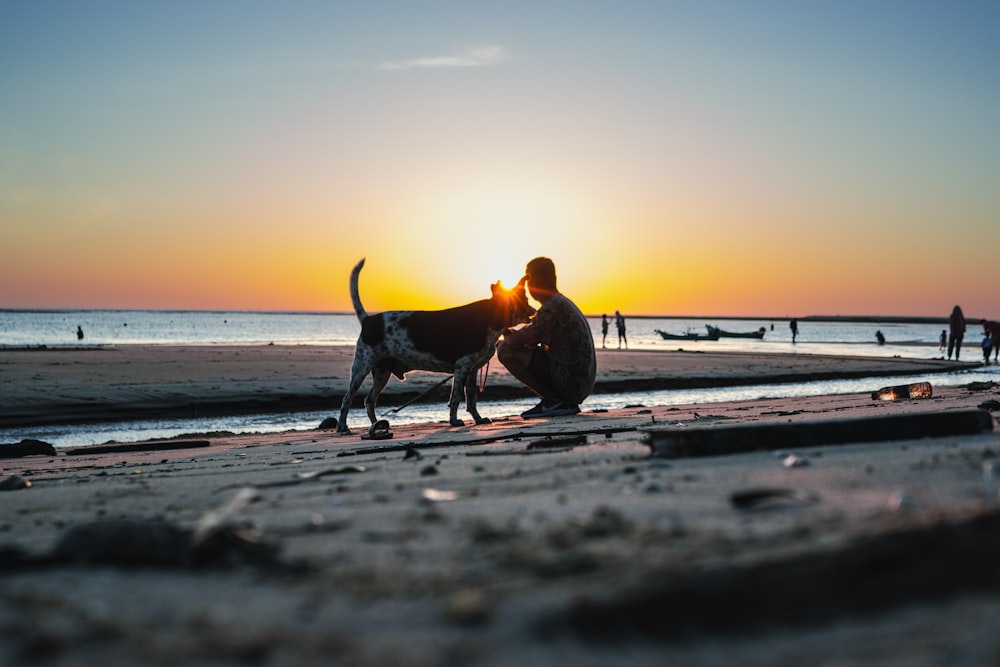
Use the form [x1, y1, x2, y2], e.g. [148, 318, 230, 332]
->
[2, 2, 998, 318]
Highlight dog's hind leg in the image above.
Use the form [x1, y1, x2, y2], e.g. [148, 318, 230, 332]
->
[365, 367, 392, 426]
[336, 389, 358, 434]
[337, 357, 374, 434]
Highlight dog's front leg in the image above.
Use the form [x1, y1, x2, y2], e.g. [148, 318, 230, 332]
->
[447, 369, 468, 427]
[448, 358, 469, 426]
[464, 369, 490, 425]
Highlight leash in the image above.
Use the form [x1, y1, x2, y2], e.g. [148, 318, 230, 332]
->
[479, 358, 490, 393]
[380, 374, 454, 418]
[379, 359, 492, 419]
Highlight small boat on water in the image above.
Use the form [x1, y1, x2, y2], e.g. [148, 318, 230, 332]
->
[655, 328, 721, 341]
[706, 325, 766, 339]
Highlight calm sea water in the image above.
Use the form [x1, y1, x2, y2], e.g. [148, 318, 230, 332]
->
[3, 309, 997, 448]
[0, 308, 962, 355]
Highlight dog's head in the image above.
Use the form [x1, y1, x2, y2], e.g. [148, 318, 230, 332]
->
[491, 275, 534, 328]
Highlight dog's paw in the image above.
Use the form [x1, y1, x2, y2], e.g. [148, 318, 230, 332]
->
[450, 418, 465, 427]
[474, 416, 492, 425]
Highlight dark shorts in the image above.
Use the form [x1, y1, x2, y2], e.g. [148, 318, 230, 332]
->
[527, 349, 557, 397]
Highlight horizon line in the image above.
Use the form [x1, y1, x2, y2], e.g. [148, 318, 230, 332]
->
[0, 307, 960, 324]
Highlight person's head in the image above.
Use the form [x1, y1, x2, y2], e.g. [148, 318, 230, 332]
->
[524, 257, 557, 300]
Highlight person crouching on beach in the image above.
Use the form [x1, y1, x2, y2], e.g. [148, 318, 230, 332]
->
[498, 257, 596, 419]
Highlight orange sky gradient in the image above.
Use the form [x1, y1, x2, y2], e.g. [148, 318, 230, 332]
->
[2, 3, 998, 318]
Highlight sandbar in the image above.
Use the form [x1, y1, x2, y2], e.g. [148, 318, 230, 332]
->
[0, 344, 973, 427]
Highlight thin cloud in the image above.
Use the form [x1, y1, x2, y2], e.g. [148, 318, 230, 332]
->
[379, 46, 507, 71]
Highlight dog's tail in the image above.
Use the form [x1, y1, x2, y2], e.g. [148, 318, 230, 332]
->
[349, 258, 367, 322]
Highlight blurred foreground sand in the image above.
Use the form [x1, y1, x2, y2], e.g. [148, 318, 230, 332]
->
[2, 347, 1000, 665]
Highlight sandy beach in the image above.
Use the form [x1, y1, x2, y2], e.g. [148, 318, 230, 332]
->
[2, 346, 1000, 666]
[0, 344, 975, 427]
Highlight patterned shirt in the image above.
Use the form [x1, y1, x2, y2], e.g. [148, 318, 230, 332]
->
[527, 292, 597, 404]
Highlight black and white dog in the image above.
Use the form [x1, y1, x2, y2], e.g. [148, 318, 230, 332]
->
[336, 259, 534, 434]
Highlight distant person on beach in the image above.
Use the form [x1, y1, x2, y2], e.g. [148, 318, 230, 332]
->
[939, 329, 947, 352]
[948, 305, 966, 360]
[601, 314, 610, 349]
[790, 318, 798, 343]
[982, 333, 993, 364]
[498, 257, 597, 419]
[76, 326, 84, 341]
[982, 319, 1000, 363]
[875, 330, 885, 346]
[614, 310, 628, 349]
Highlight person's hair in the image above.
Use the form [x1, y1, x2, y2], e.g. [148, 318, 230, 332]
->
[525, 257, 557, 292]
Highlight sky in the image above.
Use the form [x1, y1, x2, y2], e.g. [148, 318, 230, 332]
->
[2, 1, 998, 318]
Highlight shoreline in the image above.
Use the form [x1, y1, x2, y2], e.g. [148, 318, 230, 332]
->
[1, 344, 977, 429]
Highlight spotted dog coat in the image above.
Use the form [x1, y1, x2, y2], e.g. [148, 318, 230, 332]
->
[336, 259, 534, 433]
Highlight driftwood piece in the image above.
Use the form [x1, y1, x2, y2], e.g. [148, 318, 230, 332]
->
[64, 440, 211, 456]
[643, 409, 994, 458]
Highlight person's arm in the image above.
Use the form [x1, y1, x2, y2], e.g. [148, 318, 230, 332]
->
[503, 324, 537, 348]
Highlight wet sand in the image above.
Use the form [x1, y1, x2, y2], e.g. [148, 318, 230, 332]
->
[0, 344, 973, 427]
[1, 346, 1000, 666]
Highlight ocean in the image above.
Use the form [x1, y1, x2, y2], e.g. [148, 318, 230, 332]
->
[2, 309, 997, 448]
[0, 308, 961, 354]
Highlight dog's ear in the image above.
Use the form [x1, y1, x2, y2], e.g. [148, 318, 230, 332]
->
[492, 275, 528, 298]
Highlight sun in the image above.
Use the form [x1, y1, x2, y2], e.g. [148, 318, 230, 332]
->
[430, 185, 581, 291]
[364, 182, 590, 310]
